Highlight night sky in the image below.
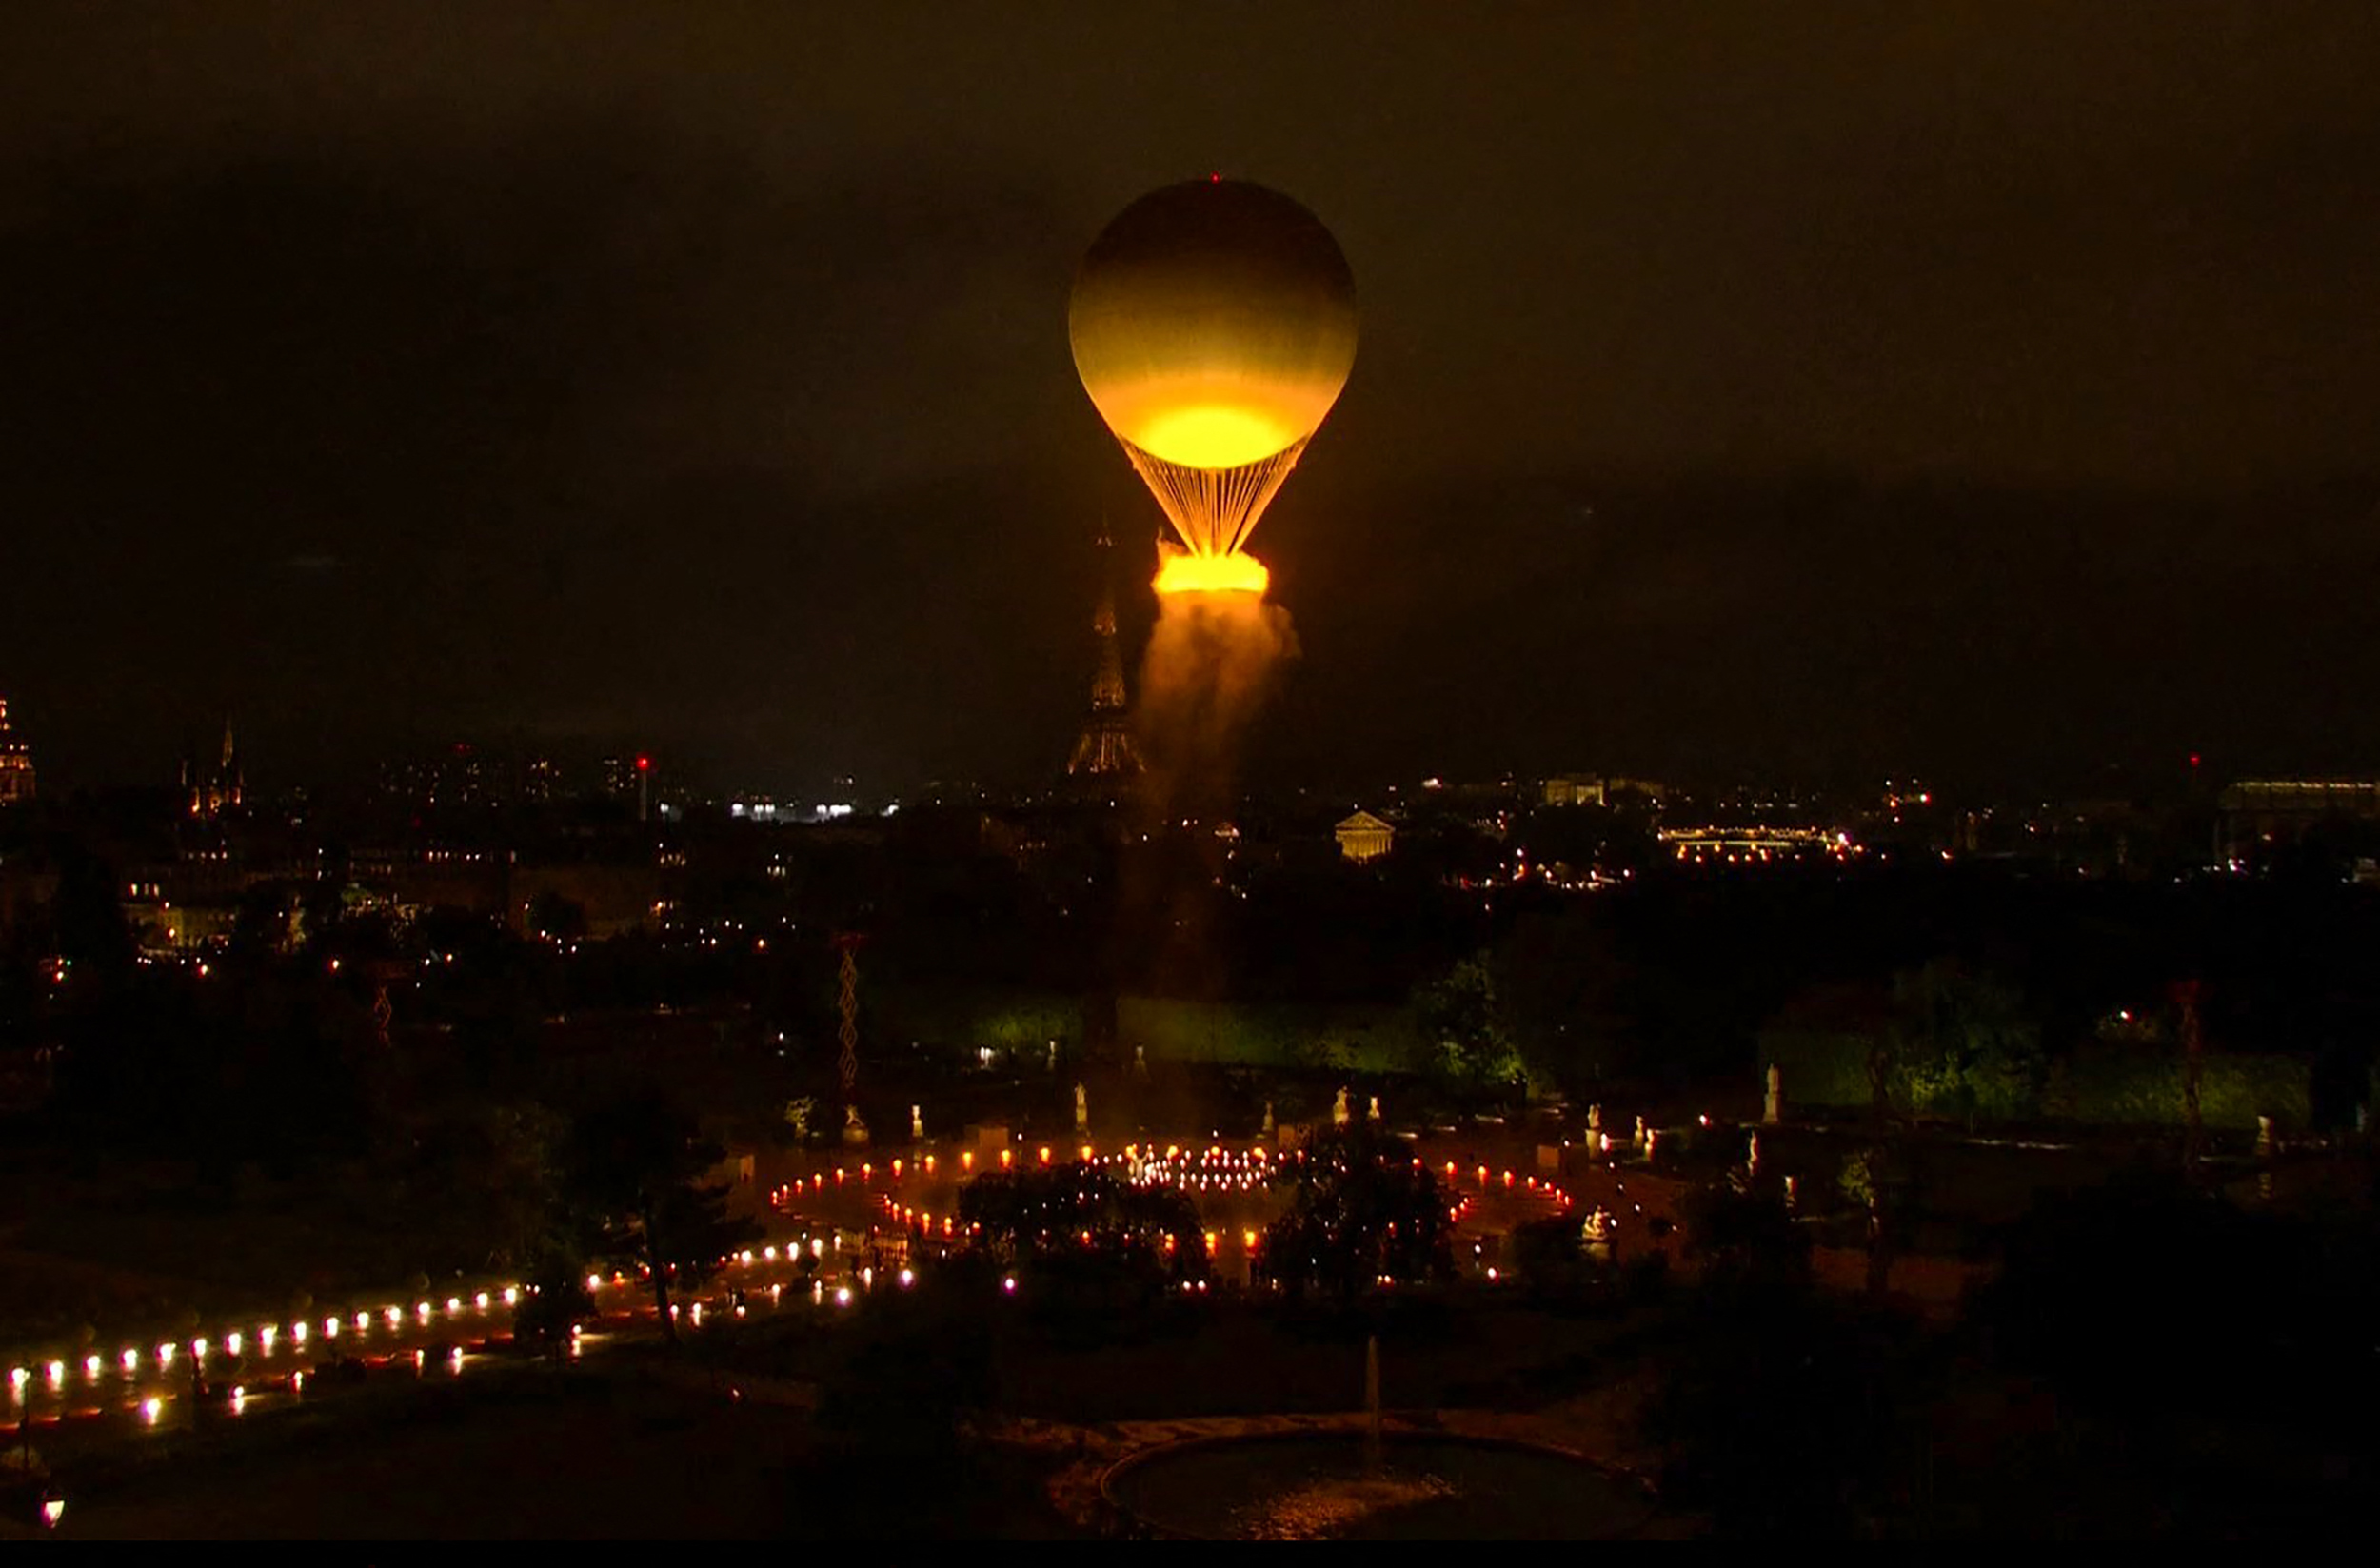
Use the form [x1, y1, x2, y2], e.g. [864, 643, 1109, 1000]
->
[4, 6, 2377, 798]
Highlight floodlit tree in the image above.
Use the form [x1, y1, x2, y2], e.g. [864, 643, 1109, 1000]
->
[1411, 955, 1523, 1090]
[1875, 962, 2044, 1128]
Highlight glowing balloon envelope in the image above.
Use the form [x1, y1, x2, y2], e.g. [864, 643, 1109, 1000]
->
[1070, 178, 1357, 579]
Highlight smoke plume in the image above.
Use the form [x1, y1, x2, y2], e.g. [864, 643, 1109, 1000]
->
[1116, 590, 1299, 1005]
[1135, 592, 1299, 828]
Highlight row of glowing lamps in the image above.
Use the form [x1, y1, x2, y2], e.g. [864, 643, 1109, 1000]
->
[7, 1287, 523, 1426]
[767, 1141, 1271, 1210]
[853, 1145, 1582, 1278]
[773, 1136, 1669, 1284]
[4, 1235, 892, 1427]
[769, 1137, 1661, 1226]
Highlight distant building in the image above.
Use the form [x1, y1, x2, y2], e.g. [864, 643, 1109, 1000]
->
[0, 698, 32, 805]
[2218, 778, 2380, 863]
[1540, 774, 1665, 809]
[1336, 810, 1394, 863]
[1540, 775, 1602, 807]
[523, 755, 560, 804]
[182, 719, 243, 819]
[1660, 824, 1857, 866]
[507, 863, 665, 940]
[2220, 778, 2380, 822]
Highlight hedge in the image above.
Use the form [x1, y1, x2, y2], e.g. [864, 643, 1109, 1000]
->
[2048, 1048, 2311, 1131]
[1755, 1028, 2311, 1130]
[865, 982, 1419, 1072]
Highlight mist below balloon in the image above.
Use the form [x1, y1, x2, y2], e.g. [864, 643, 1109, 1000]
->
[1136, 591, 1299, 825]
[1120, 591, 1298, 1000]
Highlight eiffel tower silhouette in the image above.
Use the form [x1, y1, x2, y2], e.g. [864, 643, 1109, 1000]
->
[1066, 524, 1142, 780]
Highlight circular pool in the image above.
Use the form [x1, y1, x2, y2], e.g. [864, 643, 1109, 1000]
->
[1101, 1429, 1657, 1540]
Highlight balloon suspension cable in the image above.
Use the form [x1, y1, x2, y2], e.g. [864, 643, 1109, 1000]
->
[1121, 436, 1309, 559]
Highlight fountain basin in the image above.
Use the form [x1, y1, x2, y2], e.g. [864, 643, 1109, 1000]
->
[1101, 1427, 1657, 1540]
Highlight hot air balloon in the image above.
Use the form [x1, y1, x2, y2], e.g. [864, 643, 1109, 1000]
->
[1070, 178, 1358, 594]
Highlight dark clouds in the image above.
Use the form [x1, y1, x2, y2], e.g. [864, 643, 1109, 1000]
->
[1, 5, 2376, 794]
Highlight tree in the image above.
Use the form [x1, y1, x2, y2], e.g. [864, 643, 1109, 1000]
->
[1836, 1145, 1917, 1297]
[1648, 1171, 1937, 1538]
[560, 1090, 760, 1343]
[959, 1164, 1202, 1285]
[511, 1254, 597, 1358]
[1259, 1124, 1454, 1301]
[1411, 955, 1523, 1090]
[1639, 1284, 1934, 1538]
[1497, 910, 1636, 1095]
[1679, 1171, 1811, 1300]
[1877, 962, 2044, 1128]
[408, 1101, 571, 1275]
[958, 1163, 1204, 1323]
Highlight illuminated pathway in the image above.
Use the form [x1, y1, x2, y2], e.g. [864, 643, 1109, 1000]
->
[4, 1233, 887, 1449]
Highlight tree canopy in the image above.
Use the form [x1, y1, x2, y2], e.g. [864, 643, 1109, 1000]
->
[1259, 1124, 1454, 1300]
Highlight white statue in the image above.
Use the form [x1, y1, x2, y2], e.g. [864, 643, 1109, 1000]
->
[1133, 1045, 1148, 1078]
[1261, 1101, 1276, 1137]
[1763, 1063, 1784, 1126]
[1587, 1103, 1601, 1135]
[1332, 1087, 1351, 1128]
[910, 1103, 923, 1141]
[1074, 1082, 1089, 1132]
[1633, 1114, 1648, 1147]
[1047, 1040, 1059, 1073]
[1367, 1094, 1381, 1123]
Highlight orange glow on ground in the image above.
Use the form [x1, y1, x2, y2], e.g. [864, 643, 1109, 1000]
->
[1154, 549, 1269, 596]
